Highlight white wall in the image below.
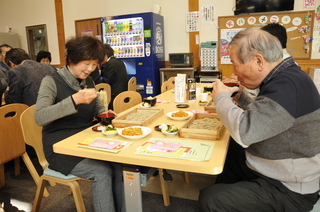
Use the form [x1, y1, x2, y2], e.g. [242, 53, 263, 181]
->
[0, 0, 319, 65]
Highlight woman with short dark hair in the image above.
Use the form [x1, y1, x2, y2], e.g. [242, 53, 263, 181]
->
[35, 36, 125, 212]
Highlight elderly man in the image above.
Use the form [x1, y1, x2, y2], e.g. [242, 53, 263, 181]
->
[5, 48, 56, 106]
[198, 28, 320, 212]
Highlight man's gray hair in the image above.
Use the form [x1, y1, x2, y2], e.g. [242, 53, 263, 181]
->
[229, 28, 283, 64]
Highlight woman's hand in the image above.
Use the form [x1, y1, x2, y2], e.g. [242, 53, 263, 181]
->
[72, 88, 98, 105]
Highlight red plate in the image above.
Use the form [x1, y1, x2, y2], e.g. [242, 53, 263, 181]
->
[92, 125, 106, 132]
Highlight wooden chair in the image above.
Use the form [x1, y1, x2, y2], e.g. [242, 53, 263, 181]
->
[167, 77, 175, 86]
[95, 83, 111, 104]
[0, 103, 28, 187]
[128, 77, 136, 91]
[113, 91, 142, 114]
[20, 105, 85, 212]
[161, 81, 174, 93]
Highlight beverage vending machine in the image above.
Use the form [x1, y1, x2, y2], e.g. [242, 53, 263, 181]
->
[101, 12, 165, 98]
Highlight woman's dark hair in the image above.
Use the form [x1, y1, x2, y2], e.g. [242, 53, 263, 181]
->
[104, 44, 114, 58]
[36, 51, 52, 62]
[65, 36, 106, 66]
[5, 48, 30, 66]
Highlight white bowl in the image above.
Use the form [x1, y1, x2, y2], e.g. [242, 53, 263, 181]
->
[166, 111, 193, 121]
[102, 130, 118, 137]
[117, 126, 152, 139]
[161, 129, 178, 137]
[139, 102, 151, 108]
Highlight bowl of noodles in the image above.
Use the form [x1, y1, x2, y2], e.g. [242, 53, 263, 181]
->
[166, 110, 193, 121]
[117, 126, 152, 139]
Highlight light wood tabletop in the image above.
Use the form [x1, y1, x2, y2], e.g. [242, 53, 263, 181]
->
[53, 83, 230, 175]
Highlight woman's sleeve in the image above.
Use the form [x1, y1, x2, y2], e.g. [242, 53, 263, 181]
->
[34, 76, 77, 126]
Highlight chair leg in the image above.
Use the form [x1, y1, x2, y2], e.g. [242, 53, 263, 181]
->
[14, 157, 20, 176]
[0, 164, 4, 187]
[32, 177, 47, 212]
[68, 181, 86, 212]
[158, 169, 170, 206]
[21, 153, 49, 197]
[184, 172, 190, 184]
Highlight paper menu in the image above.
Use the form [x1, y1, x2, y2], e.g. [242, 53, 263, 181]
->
[89, 140, 120, 149]
[77, 137, 133, 153]
[174, 74, 186, 103]
[135, 138, 215, 161]
[150, 140, 182, 151]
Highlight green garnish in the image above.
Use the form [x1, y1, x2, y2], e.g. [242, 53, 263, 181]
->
[104, 125, 116, 132]
[166, 125, 178, 133]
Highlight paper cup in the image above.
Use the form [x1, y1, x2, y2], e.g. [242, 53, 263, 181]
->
[196, 87, 201, 96]
[200, 93, 208, 102]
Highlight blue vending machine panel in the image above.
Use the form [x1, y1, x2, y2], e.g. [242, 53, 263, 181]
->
[101, 12, 165, 98]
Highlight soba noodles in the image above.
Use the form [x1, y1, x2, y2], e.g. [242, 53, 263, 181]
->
[188, 118, 221, 130]
[126, 110, 157, 121]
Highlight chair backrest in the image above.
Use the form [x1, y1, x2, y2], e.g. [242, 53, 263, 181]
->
[128, 77, 136, 91]
[20, 105, 47, 170]
[0, 103, 28, 164]
[96, 83, 111, 104]
[167, 77, 175, 85]
[113, 91, 142, 114]
[161, 81, 174, 93]
[0, 80, 7, 107]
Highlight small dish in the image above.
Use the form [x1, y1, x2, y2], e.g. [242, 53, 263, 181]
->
[166, 111, 193, 121]
[199, 103, 207, 106]
[176, 104, 189, 108]
[102, 130, 118, 137]
[140, 102, 151, 108]
[143, 97, 157, 106]
[161, 129, 178, 137]
[117, 126, 152, 140]
[154, 125, 161, 131]
[92, 125, 106, 132]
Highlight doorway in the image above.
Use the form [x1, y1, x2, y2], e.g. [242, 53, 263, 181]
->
[26, 24, 48, 60]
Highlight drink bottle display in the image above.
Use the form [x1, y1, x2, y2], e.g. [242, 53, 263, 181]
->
[101, 13, 165, 98]
[103, 17, 145, 58]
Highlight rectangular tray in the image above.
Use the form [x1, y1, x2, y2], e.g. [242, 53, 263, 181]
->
[204, 100, 216, 113]
[112, 108, 164, 128]
[178, 113, 224, 140]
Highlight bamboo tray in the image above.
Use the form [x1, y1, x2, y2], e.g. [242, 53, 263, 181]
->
[112, 108, 164, 128]
[204, 100, 216, 113]
[178, 113, 224, 140]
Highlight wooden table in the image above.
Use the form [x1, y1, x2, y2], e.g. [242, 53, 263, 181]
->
[53, 84, 230, 211]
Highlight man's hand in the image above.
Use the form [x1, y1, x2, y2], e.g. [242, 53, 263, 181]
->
[210, 79, 240, 100]
[72, 88, 98, 105]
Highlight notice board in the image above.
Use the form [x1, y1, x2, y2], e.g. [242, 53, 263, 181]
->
[218, 10, 315, 64]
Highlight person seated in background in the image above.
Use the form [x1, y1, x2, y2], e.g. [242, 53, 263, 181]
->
[0, 80, 6, 107]
[0, 44, 12, 89]
[4, 48, 56, 106]
[89, 66, 102, 85]
[34, 36, 125, 212]
[261, 22, 291, 59]
[36, 50, 58, 70]
[198, 28, 320, 212]
[100, 44, 128, 110]
[36, 50, 52, 65]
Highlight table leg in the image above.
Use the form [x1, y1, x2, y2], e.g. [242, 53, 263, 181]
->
[123, 169, 143, 212]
